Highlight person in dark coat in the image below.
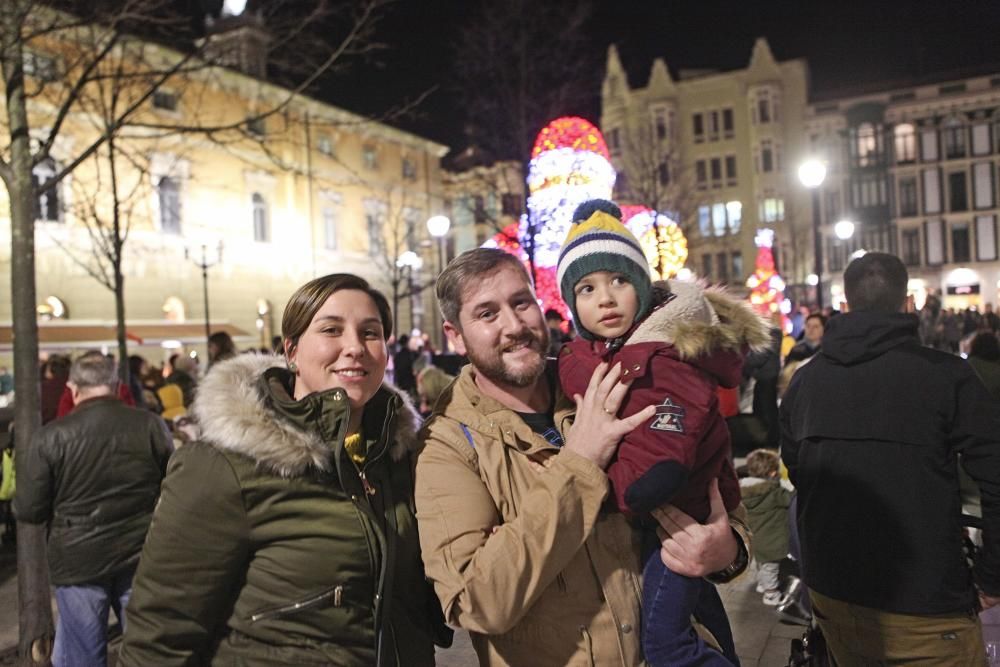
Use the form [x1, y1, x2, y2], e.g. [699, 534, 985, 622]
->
[968, 331, 1000, 401]
[392, 333, 416, 395]
[39, 355, 71, 424]
[781, 253, 1000, 665]
[15, 352, 172, 667]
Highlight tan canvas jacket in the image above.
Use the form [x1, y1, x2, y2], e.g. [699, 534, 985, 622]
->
[415, 365, 752, 666]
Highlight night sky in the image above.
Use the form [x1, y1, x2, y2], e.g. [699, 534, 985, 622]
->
[327, 0, 1000, 152]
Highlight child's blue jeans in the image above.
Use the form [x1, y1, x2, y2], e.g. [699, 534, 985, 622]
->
[642, 538, 739, 666]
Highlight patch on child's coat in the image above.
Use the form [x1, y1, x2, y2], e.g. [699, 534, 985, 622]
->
[649, 397, 686, 433]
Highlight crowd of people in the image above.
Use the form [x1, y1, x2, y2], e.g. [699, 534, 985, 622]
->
[2, 197, 998, 666]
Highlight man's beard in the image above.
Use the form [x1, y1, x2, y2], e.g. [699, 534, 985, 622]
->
[466, 329, 549, 388]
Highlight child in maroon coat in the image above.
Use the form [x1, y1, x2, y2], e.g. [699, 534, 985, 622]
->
[557, 199, 769, 666]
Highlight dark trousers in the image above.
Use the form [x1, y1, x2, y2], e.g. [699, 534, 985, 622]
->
[641, 539, 739, 666]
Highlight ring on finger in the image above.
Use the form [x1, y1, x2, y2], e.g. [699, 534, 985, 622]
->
[603, 406, 614, 415]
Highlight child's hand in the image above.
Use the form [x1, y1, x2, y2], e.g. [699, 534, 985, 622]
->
[563, 362, 656, 470]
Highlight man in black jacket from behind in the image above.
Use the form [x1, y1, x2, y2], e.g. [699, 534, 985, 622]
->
[781, 253, 1000, 665]
[15, 352, 172, 667]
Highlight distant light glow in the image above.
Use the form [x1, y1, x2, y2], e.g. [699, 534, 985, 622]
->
[798, 159, 827, 189]
[806, 273, 819, 286]
[222, 0, 247, 16]
[834, 219, 856, 240]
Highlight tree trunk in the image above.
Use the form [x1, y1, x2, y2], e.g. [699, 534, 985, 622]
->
[108, 138, 129, 386]
[1, 3, 55, 662]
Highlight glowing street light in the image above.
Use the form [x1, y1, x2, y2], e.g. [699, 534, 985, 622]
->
[798, 158, 828, 309]
[834, 219, 856, 240]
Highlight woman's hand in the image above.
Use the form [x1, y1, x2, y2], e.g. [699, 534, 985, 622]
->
[652, 478, 739, 577]
[563, 362, 656, 470]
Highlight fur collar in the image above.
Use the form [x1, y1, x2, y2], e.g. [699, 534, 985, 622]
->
[626, 280, 772, 359]
[193, 353, 421, 478]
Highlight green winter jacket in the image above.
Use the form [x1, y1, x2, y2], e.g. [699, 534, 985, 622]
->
[739, 477, 792, 563]
[119, 354, 448, 666]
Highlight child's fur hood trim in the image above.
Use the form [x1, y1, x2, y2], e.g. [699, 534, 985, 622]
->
[193, 353, 420, 478]
[626, 279, 772, 359]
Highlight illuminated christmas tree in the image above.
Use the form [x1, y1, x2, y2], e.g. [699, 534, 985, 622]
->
[746, 228, 788, 317]
[620, 205, 689, 281]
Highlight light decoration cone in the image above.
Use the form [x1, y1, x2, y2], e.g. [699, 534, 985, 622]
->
[746, 228, 789, 318]
[620, 205, 689, 281]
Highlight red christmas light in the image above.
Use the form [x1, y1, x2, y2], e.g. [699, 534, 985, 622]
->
[530, 116, 610, 160]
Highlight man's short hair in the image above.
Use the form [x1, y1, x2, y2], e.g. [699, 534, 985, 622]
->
[805, 312, 827, 327]
[844, 252, 908, 313]
[436, 248, 532, 328]
[70, 351, 118, 389]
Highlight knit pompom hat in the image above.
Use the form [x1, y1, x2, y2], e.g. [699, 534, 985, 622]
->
[557, 199, 652, 340]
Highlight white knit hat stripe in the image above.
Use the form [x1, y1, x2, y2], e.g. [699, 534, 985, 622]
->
[556, 238, 649, 286]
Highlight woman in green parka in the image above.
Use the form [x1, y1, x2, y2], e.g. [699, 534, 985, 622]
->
[119, 274, 450, 666]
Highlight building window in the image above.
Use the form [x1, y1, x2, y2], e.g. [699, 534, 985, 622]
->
[942, 118, 966, 159]
[974, 163, 995, 209]
[894, 123, 916, 163]
[698, 205, 711, 236]
[726, 201, 742, 234]
[654, 111, 668, 140]
[657, 162, 670, 186]
[972, 123, 991, 156]
[761, 140, 773, 173]
[725, 155, 737, 185]
[901, 228, 921, 266]
[252, 192, 269, 242]
[693, 113, 704, 142]
[317, 134, 334, 156]
[731, 251, 743, 279]
[157, 176, 181, 234]
[323, 206, 338, 250]
[402, 157, 417, 180]
[246, 116, 266, 136]
[976, 215, 997, 261]
[362, 145, 378, 170]
[708, 111, 720, 141]
[32, 159, 60, 223]
[153, 90, 178, 112]
[898, 177, 918, 217]
[825, 190, 841, 221]
[712, 203, 727, 237]
[852, 174, 887, 208]
[948, 171, 968, 212]
[756, 92, 771, 124]
[608, 127, 620, 151]
[365, 199, 386, 256]
[922, 168, 941, 214]
[722, 109, 734, 138]
[501, 193, 522, 216]
[24, 51, 57, 82]
[701, 253, 713, 278]
[716, 252, 729, 281]
[760, 197, 784, 223]
[925, 219, 945, 265]
[855, 122, 878, 167]
[951, 222, 971, 263]
[710, 158, 722, 187]
[920, 128, 938, 161]
[695, 160, 707, 188]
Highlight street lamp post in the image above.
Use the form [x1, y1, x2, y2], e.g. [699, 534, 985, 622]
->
[426, 215, 451, 348]
[185, 241, 224, 358]
[396, 250, 424, 335]
[798, 159, 828, 310]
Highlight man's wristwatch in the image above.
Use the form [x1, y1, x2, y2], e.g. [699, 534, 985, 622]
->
[705, 530, 749, 583]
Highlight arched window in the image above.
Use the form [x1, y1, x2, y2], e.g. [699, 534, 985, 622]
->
[252, 192, 269, 242]
[157, 176, 181, 234]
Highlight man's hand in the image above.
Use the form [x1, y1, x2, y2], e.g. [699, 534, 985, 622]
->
[564, 362, 656, 470]
[980, 588, 1000, 611]
[652, 478, 739, 577]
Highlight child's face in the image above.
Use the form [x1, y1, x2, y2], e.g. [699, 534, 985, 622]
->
[573, 271, 639, 339]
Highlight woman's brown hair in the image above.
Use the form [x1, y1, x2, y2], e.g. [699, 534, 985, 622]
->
[281, 274, 393, 352]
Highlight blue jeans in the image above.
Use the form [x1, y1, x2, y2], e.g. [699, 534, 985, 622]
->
[53, 567, 133, 667]
[642, 545, 739, 666]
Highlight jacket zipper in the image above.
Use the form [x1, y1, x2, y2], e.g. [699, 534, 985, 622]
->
[249, 585, 343, 623]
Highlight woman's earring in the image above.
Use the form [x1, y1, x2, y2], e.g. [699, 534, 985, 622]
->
[287, 360, 298, 374]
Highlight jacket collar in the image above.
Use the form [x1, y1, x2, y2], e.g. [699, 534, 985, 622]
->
[193, 354, 421, 478]
[626, 279, 771, 359]
[70, 393, 120, 414]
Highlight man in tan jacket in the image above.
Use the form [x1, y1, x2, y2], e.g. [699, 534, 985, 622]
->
[415, 248, 751, 666]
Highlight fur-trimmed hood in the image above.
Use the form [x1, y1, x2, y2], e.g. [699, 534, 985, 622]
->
[626, 279, 771, 359]
[193, 353, 421, 478]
